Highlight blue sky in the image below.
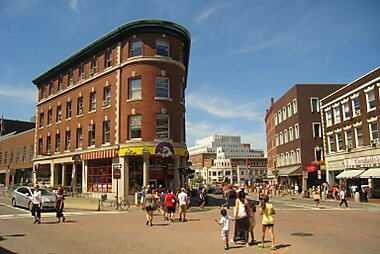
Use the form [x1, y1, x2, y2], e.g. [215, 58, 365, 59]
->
[0, 0, 379, 151]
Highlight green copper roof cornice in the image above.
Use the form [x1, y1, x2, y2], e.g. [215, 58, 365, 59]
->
[33, 19, 191, 85]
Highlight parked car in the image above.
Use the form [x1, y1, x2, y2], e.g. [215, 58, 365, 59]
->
[213, 187, 224, 194]
[12, 186, 56, 211]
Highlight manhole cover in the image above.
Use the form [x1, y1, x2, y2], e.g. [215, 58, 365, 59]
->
[291, 232, 314, 237]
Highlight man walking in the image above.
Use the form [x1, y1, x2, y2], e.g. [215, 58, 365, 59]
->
[178, 188, 189, 222]
[30, 185, 42, 224]
[339, 187, 349, 208]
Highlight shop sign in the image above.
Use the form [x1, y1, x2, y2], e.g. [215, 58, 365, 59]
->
[305, 165, 318, 173]
[155, 142, 174, 157]
[345, 155, 380, 168]
[327, 160, 345, 171]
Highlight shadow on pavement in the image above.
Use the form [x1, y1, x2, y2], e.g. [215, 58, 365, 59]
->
[151, 223, 169, 227]
[0, 246, 17, 254]
[276, 243, 291, 249]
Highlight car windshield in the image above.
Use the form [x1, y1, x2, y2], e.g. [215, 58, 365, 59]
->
[29, 188, 53, 195]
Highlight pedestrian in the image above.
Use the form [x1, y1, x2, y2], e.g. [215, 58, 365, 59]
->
[313, 187, 321, 208]
[164, 189, 176, 222]
[245, 199, 256, 244]
[55, 189, 65, 223]
[29, 185, 42, 224]
[140, 186, 145, 205]
[200, 188, 206, 209]
[159, 189, 167, 221]
[257, 195, 276, 250]
[294, 184, 299, 196]
[231, 190, 249, 247]
[215, 208, 232, 250]
[221, 185, 235, 209]
[178, 188, 189, 222]
[143, 189, 156, 226]
[339, 188, 349, 208]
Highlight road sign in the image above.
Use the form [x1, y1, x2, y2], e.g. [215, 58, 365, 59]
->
[113, 168, 121, 179]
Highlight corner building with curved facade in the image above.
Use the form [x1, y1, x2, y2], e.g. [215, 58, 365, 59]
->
[32, 20, 191, 199]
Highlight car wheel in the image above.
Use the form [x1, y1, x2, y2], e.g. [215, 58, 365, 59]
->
[12, 198, 17, 207]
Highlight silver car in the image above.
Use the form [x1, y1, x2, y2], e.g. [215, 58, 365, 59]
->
[12, 186, 56, 211]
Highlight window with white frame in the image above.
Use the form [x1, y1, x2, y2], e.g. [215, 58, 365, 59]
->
[90, 57, 98, 75]
[366, 90, 376, 111]
[102, 120, 110, 144]
[311, 98, 320, 112]
[66, 101, 72, 119]
[293, 99, 298, 114]
[105, 50, 113, 68]
[287, 103, 292, 118]
[278, 110, 282, 123]
[336, 132, 343, 151]
[289, 126, 294, 141]
[58, 77, 63, 91]
[326, 110, 333, 126]
[291, 150, 295, 164]
[285, 152, 289, 165]
[55, 133, 61, 152]
[369, 121, 379, 142]
[282, 107, 287, 121]
[129, 115, 141, 139]
[156, 114, 169, 139]
[39, 112, 44, 128]
[156, 40, 169, 56]
[65, 130, 71, 151]
[274, 113, 278, 126]
[156, 77, 169, 98]
[103, 86, 111, 107]
[342, 101, 350, 120]
[328, 134, 335, 153]
[131, 41, 142, 57]
[345, 129, 353, 149]
[294, 124, 299, 139]
[355, 127, 363, 147]
[313, 123, 321, 138]
[333, 107, 341, 124]
[284, 129, 288, 143]
[47, 109, 52, 125]
[89, 92, 96, 112]
[77, 97, 83, 116]
[352, 96, 361, 116]
[279, 132, 283, 145]
[275, 134, 279, 146]
[56, 105, 62, 122]
[88, 125, 95, 146]
[79, 64, 85, 81]
[296, 149, 301, 163]
[69, 70, 74, 86]
[76, 127, 82, 148]
[128, 78, 142, 100]
[46, 137, 51, 154]
[49, 81, 54, 96]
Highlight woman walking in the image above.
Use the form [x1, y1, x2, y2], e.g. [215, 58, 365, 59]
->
[257, 195, 276, 250]
[143, 189, 156, 226]
[55, 189, 65, 223]
[231, 190, 249, 247]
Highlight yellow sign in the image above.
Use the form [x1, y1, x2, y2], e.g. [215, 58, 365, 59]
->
[118, 146, 187, 157]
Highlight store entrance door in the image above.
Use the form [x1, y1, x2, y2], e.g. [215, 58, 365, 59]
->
[149, 180, 157, 189]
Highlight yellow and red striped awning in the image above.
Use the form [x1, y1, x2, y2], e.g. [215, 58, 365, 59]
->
[82, 149, 118, 160]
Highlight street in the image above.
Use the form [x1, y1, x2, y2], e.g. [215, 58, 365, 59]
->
[1, 194, 380, 254]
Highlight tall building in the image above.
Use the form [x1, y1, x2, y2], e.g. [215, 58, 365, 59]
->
[265, 84, 345, 190]
[32, 20, 191, 198]
[320, 67, 380, 197]
[188, 135, 266, 185]
[0, 119, 35, 186]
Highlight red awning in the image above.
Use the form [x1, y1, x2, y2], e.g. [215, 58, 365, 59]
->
[82, 149, 118, 160]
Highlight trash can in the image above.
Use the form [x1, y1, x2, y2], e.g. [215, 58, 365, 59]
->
[359, 191, 368, 202]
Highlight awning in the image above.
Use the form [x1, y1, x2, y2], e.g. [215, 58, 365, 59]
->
[278, 166, 302, 176]
[360, 168, 380, 178]
[82, 149, 118, 160]
[336, 169, 365, 179]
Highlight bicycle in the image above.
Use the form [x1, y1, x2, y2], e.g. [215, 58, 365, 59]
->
[112, 196, 130, 211]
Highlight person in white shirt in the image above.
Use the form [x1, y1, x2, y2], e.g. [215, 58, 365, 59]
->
[215, 208, 232, 250]
[30, 185, 42, 224]
[339, 188, 349, 208]
[177, 188, 189, 222]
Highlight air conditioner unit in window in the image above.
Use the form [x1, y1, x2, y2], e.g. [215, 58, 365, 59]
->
[371, 139, 378, 146]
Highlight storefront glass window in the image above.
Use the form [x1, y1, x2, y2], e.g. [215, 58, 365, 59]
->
[87, 159, 112, 193]
[129, 157, 143, 195]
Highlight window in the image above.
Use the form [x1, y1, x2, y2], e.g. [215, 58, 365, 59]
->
[4, 151, 8, 165]
[294, 124, 299, 139]
[105, 50, 112, 68]
[278, 110, 282, 123]
[336, 132, 343, 151]
[79, 64, 85, 81]
[289, 127, 294, 141]
[66, 101, 72, 119]
[352, 97, 361, 116]
[87, 162, 112, 193]
[39, 112, 44, 128]
[130, 41, 142, 57]
[315, 147, 322, 161]
[58, 77, 63, 91]
[16, 148, 20, 164]
[22, 145, 26, 163]
[55, 133, 61, 152]
[77, 97, 83, 115]
[103, 121, 110, 144]
[345, 130, 353, 149]
[284, 129, 288, 143]
[46, 136, 51, 154]
[366, 90, 376, 111]
[89, 92, 96, 112]
[29, 144, 34, 162]
[42, 86, 46, 99]
[156, 114, 169, 139]
[90, 57, 98, 75]
[76, 127, 82, 148]
[155, 77, 169, 98]
[65, 131, 71, 151]
[275, 134, 279, 146]
[69, 70, 74, 86]
[103, 86, 111, 107]
[56, 105, 62, 122]
[328, 134, 335, 153]
[282, 107, 287, 121]
[296, 149, 301, 163]
[311, 98, 320, 112]
[279, 132, 283, 145]
[287, 103, 292, 118]
[355, 127, 363, 147]
[342, 102, 350, 120]
[369, 122, 379, 141]
[326, 110, 333, 126]
[293, 99, 298, 114]
[47, 109, 52, 125]
[128, 78, 142, 100]
[49, 81, 54, 96]
[129, 115, 141, 139]
[156, 39, 169, 56]
[274, 113, 278, 126]
[333, 107, 341, 124]
[313, 123, 321, 138]
[38, 138, 43, 155]
[88, 124, 96, 146]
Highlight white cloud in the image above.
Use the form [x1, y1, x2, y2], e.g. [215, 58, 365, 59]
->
[69, 0, 78, 12]
[186, 88, 263, 121]
[0, 84, 36, 103]
[195, 3, 228, 23]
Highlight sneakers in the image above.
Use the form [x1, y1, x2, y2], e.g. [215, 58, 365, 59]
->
[230, 239, 235, 244]
[257, 243, 265, 248]
[224, 246, 229, 250]
[269, 246, 277, 250]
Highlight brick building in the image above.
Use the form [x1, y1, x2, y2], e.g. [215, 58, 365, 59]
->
[0, 119, 35, 186]
[32, 20, 191, 198]
[320, 67, 380, 197]
[265, 84, 345, 190]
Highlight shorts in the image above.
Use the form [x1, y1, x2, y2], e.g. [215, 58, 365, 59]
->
[167, 206, 175, 213]
[262, 224, 274, 228]
[221, 230, 229, 240]
[145, 206, 155, 212]
[179, 204, 187, 213]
